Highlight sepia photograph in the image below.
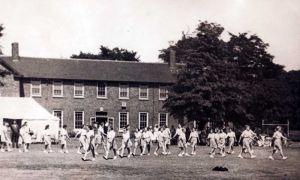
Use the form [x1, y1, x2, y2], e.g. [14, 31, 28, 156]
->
[0, 0, 299, 179]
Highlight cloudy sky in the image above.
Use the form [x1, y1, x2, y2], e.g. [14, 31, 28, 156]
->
[0, 0, 299, 70]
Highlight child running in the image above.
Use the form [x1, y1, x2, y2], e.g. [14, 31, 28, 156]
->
[218, 129, 227, 157]
[104, 126, 118, 160]
[207, 129, 217, 158]
[59, 125, 69, 153]
[269, 126, 288, 160]
[75, 125, 88, 154]
[188, 127, 200, 155]
[227, 128, 236, 154]
[118, 125, 132, 158]
[154, 127, 166, 156]
[95, 123, 107, 155]
[163, 125, 172, 155]
[177, 128, 189, 157]
[238, 125, 256, 159]
[43, 124, 53, 153]
[133, 128, 143, 156]
[141, 127, 152, 156]
[82, 125, 96, 161]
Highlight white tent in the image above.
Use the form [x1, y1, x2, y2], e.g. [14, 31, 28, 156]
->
[0, 97, 59, 142]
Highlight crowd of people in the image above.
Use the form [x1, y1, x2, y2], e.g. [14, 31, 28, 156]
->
[0, 121, 288, 162]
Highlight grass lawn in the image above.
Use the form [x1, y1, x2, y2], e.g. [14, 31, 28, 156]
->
[0, 139, 299, 180]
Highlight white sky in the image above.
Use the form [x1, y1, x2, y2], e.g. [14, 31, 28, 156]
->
[0, 0, 299, 70]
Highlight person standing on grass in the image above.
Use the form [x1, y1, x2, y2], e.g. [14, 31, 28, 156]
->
[11, 121, 20, 149]
[75, 125, 88, 154]
[141, 127, 152, 156]
[269, 126, 288, 160]
[19, 122, 31, 153]
[238, 125, 256, 159]
[154, 127, 166, 156]
[59, 125, 69, 153]
[1, 122, 12, 152]
[226, 128, 237, 154]
[218, 129, 227, 157]
[43, 124, 53, 153]
[104, 126, 118, 160]
[207, 129, 217, 158]
[118, 125, 132, 158]
[177, 128, 189, 157]
[82, 125, 96, 161]
[188, 127, 200, 155]
[162, 125, 171, 155]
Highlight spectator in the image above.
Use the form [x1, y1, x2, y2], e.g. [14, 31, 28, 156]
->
[11, 121, 20, 148]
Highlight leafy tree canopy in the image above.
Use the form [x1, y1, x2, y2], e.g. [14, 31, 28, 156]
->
[71, 45, 140, 62]
[161, 21, 298, 129]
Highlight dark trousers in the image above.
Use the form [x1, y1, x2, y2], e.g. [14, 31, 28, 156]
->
[11, 133, 19, 148]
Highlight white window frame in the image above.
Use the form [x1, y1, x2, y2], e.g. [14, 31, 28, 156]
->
[119, 112, 129, 132]
[119, 83, 129, 99]
[159, 86, 168, 100]
[139, 85, 149, 100]
[53, 110, 64, 128]
[74, 82, 84, 98]
[30, 80, 41, 97]
[139, 112, 149, 129]
[97, 82, 107, 99]
[90, 117, 96, 125]
[158, 113, 168, 127]
[74, 111, 84, 129]
[52, 81, 63, 97]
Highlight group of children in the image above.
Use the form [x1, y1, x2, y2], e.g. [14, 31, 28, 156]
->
[207, 125, 288, 160]
[1, 121, 288, 161]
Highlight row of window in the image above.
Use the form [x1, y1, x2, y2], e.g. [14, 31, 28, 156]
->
[31, 81, 168, 100]
[53, 110, 168, 130]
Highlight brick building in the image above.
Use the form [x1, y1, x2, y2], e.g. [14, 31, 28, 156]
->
[0, 43, 178, 133]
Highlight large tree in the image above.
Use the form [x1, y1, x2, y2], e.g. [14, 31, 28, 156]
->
[71, 45, 140, 62]
[161, 21, 290, 128]
[0, 24, 10, 86]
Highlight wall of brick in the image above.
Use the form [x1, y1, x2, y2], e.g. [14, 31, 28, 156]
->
[22, 79, 179, 133]
[0, 64, 20, 97]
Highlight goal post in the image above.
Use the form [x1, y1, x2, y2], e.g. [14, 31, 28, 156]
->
[262, 120, 290, 137]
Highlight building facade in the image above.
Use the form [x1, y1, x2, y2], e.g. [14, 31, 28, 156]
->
[0, 43, 178, 133]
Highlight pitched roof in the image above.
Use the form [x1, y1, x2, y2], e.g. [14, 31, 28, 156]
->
[0, 56, 175, 84]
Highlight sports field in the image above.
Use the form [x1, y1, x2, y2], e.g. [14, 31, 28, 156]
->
[0, 139, 299, 180]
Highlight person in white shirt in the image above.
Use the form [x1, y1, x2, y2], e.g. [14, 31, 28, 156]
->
[82, 125, 96, 161]
[226, 128, 237, 154]
[177, 128, 189, 157]
[95, 123, 107, 155]
[154, 127, 166, 156]
[269, 126, 288, 160]
[75, 125, 88, 154]
[218, 129, 227, 157]
[1, 122, 12, 152]
[118, 125, 132, 158]
[152, 124, 159, 143]
[59, 125, 69, 153]
[43, 124, 53, 153]
[104, 126, 118, 160]
[238, 125, 256, 159]
[207, 129, 217, 158]
[163, 125, 171, 155]
[188, 127, 200, 155]
[141, 127, 152, 156]
[19, 122, 32, 153]
[133, 128, 143, 156]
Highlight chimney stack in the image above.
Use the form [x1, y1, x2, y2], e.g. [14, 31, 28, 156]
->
[12, 42, 19, 61]
[169, 49, 176, 73]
